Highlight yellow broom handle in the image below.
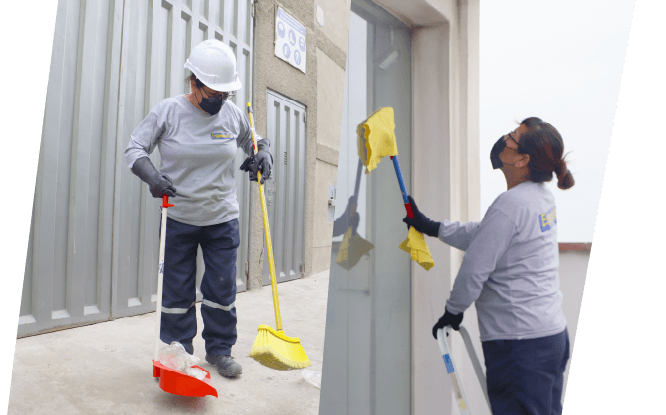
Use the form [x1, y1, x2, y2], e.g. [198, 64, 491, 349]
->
[247, 103, 282, 331]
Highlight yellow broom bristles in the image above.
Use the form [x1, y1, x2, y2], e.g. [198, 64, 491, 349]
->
[249, 325, 312, 370]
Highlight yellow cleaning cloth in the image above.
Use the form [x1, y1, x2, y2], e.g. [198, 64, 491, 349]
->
[399, 227, 435, 271]
[357, 107, 399, 173]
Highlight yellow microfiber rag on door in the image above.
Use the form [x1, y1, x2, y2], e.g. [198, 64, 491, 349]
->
[357, 107, 399, 173]
[399, 223, 435, 271]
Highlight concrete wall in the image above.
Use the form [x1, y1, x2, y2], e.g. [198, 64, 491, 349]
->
[247, 0, 351, 289]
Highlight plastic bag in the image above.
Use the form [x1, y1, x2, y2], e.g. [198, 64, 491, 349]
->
[302, 369, 322, 389]
[158, 342, 204, 379]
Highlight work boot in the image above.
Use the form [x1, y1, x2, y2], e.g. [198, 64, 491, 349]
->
[205, 354, 242, 377]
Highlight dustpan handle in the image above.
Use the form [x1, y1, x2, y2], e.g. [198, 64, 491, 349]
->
[154, 195, 173, 361]
[390, 155, 413, 218]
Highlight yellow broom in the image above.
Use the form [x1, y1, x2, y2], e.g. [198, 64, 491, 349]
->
[246, 103, 312, 371]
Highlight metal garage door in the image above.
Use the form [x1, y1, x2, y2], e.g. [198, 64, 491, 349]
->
[19, 0, 254, 337]
[262, 91, 307, 285]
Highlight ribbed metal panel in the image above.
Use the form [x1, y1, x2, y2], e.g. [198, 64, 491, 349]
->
[263, 91, 307, 285]
[18, 0, 123, 337]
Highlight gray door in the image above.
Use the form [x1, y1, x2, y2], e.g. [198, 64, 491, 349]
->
[19, 0, 254, 336]
[320, 0, 413, 413]
[262, 91, 307, 285]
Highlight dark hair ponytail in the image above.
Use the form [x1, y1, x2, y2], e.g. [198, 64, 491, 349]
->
[554, 157, 574, 190]
[518, 117, 575, 190]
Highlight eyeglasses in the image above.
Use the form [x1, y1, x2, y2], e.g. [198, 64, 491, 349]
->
[203, 91, 235, 102]
[503, 132, 520, 150]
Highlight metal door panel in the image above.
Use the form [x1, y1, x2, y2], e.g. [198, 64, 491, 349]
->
[263, 91, 307, 285]
[320, 3, 412, 413]
[18, 0, 123, 337]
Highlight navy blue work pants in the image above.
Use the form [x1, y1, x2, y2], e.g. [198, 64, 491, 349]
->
[159, 217, 240, 357]
[482, 328, 570, 415]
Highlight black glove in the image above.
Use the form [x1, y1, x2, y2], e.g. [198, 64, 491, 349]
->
[240, 139, 273, 184]
[402, 195, 441, 237]
[131, 157, 177, 198]
[432, 308, 464, 339]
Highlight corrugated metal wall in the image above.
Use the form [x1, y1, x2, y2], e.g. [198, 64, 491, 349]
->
[20, 0, 254, 337]
[262, 91, 307, 285]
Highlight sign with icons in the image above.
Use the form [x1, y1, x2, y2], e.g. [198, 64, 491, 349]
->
[275, 7, 306, 73]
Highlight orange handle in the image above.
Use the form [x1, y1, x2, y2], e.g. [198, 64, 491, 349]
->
[162, 195, 173, 208]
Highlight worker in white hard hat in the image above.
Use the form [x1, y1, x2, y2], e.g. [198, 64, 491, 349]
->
[124, 39, 272, 378]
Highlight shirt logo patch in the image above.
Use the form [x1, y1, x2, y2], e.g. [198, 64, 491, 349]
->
[539, 207, 557, 232]
[211, 133, 234, 140]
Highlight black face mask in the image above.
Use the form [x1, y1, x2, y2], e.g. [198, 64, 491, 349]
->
[199, 95, 226, 116]
[195, 79, 227, 116]
[490, 135, 520, 169]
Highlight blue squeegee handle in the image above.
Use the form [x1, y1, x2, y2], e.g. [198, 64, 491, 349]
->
[390, 156, 413, 218]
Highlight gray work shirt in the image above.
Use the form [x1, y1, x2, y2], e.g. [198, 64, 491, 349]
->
[441, 180, 566, 342]
[124, 95, 262, 226]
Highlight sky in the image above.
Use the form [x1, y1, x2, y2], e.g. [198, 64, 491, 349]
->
[480, 0, 635, 242]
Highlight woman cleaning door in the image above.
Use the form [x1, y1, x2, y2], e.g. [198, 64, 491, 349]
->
[405, 117, 574, 415]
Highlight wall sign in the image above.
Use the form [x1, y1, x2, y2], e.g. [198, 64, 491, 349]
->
[275, 7, 306, 73]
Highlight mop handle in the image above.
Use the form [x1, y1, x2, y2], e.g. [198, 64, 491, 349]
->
[154, 195, 173, 361]
[247, 103, 283, 331]
[390, 156, 413, 218]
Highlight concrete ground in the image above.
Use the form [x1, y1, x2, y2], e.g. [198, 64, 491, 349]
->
[8, 270, 330, 415]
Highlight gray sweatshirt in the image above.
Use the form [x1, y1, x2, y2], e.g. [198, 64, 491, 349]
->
[124, 95, 262, 226]
[441, 181, 566, 342]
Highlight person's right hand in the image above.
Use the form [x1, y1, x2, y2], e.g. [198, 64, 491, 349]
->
[402, 195, 441, 237]
[149, 174, 177, 198]
[131, 157, 177, 198]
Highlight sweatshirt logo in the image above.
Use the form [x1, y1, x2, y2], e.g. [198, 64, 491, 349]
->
[211, 133, 234, 140]
[539, 207, 557, 232]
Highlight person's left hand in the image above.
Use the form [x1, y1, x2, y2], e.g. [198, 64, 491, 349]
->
[253, 139, 273, 183]
[403, 195, 441, 237]
[432, 308, 464, 339]
[240, 138, 273, 184]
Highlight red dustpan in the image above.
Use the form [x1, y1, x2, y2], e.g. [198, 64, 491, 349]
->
[152, 360, 217, 397]
[152, 195, 218, 398]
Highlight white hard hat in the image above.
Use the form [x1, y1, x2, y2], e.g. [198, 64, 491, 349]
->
[184, 39, 242, 92]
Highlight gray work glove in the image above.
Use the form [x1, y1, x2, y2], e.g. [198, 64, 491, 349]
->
[402, 195, 441, 237]
[240, 138, 273, 184]
[130, 157, 177, 198]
